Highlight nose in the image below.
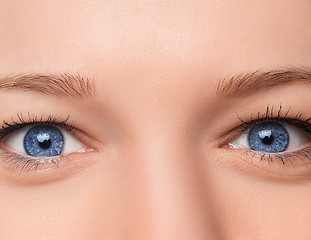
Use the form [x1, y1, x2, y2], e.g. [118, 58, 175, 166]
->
[123, 133, 221, 240]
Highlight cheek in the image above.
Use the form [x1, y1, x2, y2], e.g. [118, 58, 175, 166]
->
[207, 164, 311, 239]
[0, 156, 126, 239]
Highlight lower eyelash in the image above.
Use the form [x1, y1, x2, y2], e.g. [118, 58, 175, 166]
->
[244, 145, 311, 168]
[0, 113, 76, 173]
[235, 104, 311, 167]
[0, 147, 62, 173]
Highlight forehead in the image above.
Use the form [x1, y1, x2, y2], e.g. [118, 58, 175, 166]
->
[0, 1, 311, 78]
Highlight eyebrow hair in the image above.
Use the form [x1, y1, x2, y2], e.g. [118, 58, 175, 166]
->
[0, 73, 95, 99]
[216, 67, 311, 97]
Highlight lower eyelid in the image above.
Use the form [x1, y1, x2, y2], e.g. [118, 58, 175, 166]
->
[0, 148, 99, 185]
[0, 147, 61, 172]
[221, 146, 311, 178]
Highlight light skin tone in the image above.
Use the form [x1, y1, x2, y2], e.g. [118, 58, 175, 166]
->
[0, 0, 311, 239]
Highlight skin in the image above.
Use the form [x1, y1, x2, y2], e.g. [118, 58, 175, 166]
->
[0, 0, 311, 239]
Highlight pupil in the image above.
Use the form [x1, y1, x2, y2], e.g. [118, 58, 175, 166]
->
[261, 135, 274, 145]
[259, 129, 274, 146]
[39, 139, 52, 149]
[37, 133, 52, 149]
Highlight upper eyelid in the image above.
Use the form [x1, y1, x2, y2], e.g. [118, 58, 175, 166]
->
[0, 114, 76, 138]
[236, 105, 292, 125]
[222, 105, 311, 147]
[239, 117, 311, 131]
[236, 104, 311, 128]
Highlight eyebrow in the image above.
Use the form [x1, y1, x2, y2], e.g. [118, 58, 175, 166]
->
[0, 73, 95, 99]
[216, 67, 311, 97]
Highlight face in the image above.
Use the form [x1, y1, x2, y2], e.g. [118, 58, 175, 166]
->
[0, 0, 311, 239]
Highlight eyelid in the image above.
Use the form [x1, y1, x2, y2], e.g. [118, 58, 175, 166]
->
[0, 148, 98, 185]
[218, 147, 311, 180]
[0, 114, 99, 174]
[0, 127, 98, 177]
[216, 104, 311, 177]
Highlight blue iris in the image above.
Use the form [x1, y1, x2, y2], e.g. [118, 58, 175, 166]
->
[248, 122, 289, 153]
[24, 125, 64, 157]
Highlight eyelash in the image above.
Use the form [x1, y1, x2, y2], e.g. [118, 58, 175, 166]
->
[236, 104, 311, 167]
[0, 113, 76, 173]
[1, 105, 311, 172]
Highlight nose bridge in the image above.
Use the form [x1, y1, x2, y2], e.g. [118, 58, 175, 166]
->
[124, 131, 219, 240]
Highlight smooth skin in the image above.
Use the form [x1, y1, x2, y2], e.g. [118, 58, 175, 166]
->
[1, 0, 311, 239]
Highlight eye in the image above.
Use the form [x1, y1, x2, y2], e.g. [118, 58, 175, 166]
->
[229, 121, 310, 153]
[4, 124, 84, 157]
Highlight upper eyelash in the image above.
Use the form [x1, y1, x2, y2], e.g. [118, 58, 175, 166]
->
[0, 112, 75, 138]
[235, 104, 311, 167]
[0, 113, 76, 173]
[236, 104, 311, 133]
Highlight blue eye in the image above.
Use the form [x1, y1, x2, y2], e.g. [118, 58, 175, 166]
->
[230, 121, 310, 153]
[5, 124, 84, 157]
[24, 125, 64, 157]
[248, 122, 289, 153]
